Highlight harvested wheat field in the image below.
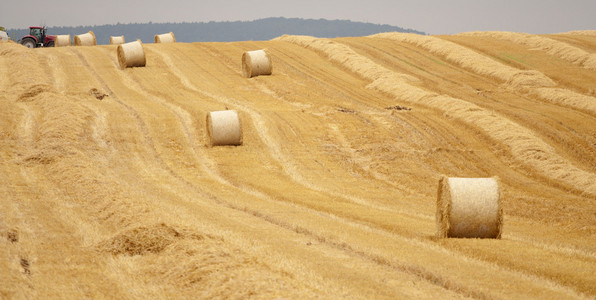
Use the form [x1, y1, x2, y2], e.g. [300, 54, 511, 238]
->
[1, 31, 595, 299]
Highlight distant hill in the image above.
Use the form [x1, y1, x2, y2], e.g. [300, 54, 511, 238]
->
[6, 17, 425, 45]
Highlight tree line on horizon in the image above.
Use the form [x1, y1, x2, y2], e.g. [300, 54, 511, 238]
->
[6, 17, 425, 44]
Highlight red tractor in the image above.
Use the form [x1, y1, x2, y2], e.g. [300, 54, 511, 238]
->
[19, 26, 55, 48]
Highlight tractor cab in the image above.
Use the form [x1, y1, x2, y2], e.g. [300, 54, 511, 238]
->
[29, 27, 45, 43]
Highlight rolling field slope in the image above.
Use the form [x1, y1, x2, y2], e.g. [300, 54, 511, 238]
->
[1, 31, 595, 299]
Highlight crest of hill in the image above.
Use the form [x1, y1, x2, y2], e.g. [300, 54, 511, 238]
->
[6, 17, 424, 44]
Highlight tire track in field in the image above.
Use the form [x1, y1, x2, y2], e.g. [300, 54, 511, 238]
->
[70, 47, 196, 185]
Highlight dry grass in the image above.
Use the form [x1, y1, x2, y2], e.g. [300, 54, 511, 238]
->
[531, 88, 596, 115]
[370, 32, 556, 88]
[275, 35, 420, 87]
[279, 35, 596, 196]
[372, 32, 596, 116]
[459, 31, 596, 70]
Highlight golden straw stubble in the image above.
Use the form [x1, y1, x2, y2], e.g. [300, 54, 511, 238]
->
[206, 110, 243, 147]
[436, 175, 503, 239]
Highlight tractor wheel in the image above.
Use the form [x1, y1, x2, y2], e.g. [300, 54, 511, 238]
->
[46, 41, 54, 47]
[21, 38, 36, 48]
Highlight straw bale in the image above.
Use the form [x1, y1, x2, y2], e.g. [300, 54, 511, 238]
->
[371, 32, 555, 88]
[436, 176, 503, 239]
[109, 35, 125, 45]
[74, 31, 96, 46]
[0, 30, 7, 43]
[117, 40, 146, 69]
[154, 32, 176, 43]
[242, 49, 273, 78]
[279, 35, 596, 196]
[54, 35, 71, 47]
[206, 110, 243, 146]
[458, 31, 596, 70]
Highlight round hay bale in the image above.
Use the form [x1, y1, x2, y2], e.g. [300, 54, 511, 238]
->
[117, 40, 146, 69]
[154, 32, 176, 43]
[436, 176, 503, 239]
[74, 31, 96, 46]
[242, 49, 272, 78]
[110, 35, 125, 45]
[0, 31, 8, 43]
[206, 110, 243, 147]
[55, 35, 71, 47]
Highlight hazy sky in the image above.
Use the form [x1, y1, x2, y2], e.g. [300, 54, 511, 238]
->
[2, 0, 594, 34]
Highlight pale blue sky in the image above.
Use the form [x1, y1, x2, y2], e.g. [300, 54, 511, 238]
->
[2, 0, 594, 34]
